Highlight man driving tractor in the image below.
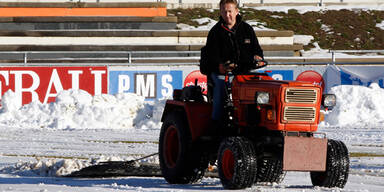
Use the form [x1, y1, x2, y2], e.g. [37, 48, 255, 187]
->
[204, 0, 266, 127]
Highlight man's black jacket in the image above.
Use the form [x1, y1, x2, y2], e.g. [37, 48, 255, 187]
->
[204, 15, 264, 74]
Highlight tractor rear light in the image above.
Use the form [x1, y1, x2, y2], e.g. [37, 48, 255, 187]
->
[267, 109, 275, 120]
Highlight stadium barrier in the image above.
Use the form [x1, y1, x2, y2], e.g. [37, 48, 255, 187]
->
[1, 50, 384, 64]
[0, 2, 167, 17]
[0, 50, 383, 106]
[0, 16, 177, 30]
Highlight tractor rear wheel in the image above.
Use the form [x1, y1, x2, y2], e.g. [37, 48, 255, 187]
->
[257, 158, 285, 184]
[310, 139, 349, 188]
[159, 111, 208, 184]
[218, 137, 257, 189]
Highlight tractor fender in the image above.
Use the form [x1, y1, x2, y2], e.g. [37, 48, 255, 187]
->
[161, 100, 212, 141]
[161, 100, 186, 123]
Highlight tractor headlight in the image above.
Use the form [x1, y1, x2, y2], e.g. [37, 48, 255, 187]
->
[322, 94, 336, 107]
[256, 92, 270, 104]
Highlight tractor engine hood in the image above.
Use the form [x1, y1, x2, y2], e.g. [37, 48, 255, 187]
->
[232, 77, 323, 132]
[232, 78, 321, 104]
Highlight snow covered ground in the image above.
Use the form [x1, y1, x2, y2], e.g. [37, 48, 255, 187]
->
[0, 83, 383, 191]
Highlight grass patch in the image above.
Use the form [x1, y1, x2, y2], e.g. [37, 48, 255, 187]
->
[168, 8, 384, 51]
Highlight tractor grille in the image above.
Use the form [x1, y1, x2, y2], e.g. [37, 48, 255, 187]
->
[285, 88, 317, 103]
[283, 107, 316, 122]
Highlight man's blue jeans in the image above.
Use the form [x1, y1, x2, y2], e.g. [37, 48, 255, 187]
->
[210, 73, 233, 121]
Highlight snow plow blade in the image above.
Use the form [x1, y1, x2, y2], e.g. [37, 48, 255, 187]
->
[65, 153, 161, 177]
[65, 152, 218, 178]
[66, 161, 162, 177]
[283, 136, 327, 171]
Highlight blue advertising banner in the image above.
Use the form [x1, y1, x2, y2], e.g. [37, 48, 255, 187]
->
[340, 69, 384, 88]
[109, 70, 183, 99]
[258, 69, 294, 80]
[324, 65, 384, 92]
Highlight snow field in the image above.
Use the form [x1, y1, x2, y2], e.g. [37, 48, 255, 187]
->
[0, 84, 382, 179]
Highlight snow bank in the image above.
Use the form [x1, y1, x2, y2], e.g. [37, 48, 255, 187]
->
[0, 89, 164, 130]
[1, 83, 384, 130]
[0, 159, 89, 177]
[0, 155, 154, 177]
[0, 154, 160, 177]
[321, 83, 384, 128]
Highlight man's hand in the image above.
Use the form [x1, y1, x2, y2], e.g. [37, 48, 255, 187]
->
[219, 61, 237, 74]
[254, 55, 266, 67]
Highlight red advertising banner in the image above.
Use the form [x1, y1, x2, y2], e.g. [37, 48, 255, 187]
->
[0, 66, 108, 106]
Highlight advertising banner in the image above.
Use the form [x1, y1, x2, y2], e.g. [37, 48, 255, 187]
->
[109, 66, 183, 99]
[108, 65, 325, 99]
[2, 63, 383, 105]
[261, 65, 384, 93]
[0, 66, 108, 106]
[324, 65, 384, 92]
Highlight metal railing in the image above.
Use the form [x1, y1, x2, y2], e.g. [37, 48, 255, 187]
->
[0, 51, 133, 64]
[0, 50, 200, 65]
[0, 50, 384, 66]
[329, 50, 384, 62]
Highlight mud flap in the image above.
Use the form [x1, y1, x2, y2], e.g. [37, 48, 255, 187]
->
[283, 136, 327, 171]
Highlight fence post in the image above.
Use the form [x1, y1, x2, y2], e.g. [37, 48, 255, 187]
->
[330, 50, 336, 63]
[128, 52, 132, 63]
[24, 52, 27, 64]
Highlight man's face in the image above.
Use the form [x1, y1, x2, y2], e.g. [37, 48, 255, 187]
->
[220, 3, 239, 28]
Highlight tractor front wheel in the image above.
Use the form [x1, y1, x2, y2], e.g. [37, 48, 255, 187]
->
[310, 139, 349, 188]
[257, 158, 285, 184]
[217, 137, 257, 189]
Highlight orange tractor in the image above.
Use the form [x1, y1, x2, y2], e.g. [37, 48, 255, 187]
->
[158, 65, 349, 189]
